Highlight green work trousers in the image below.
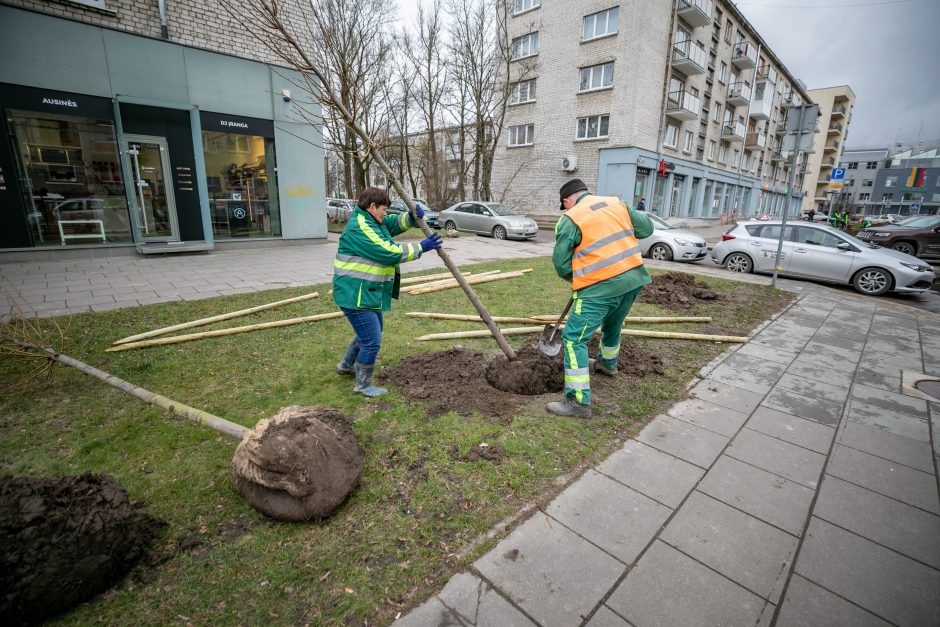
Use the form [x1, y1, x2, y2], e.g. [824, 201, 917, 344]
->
[561, 287, 642, 405]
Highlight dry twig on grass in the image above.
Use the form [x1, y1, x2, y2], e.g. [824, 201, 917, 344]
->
[0, 290, 69, 393]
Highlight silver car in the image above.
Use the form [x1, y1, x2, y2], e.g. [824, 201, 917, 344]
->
[326, 198, 355, 222]
[439, 201, 539, 240]
[641, 214, 709, 262]
[711, 221, 935, 296]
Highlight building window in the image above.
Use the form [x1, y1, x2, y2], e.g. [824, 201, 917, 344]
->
[718, 143, 727, 164]
[724, 20, 733, 43]
[847, 162, 858, 169]
[579, 62, 614, 92]
[511, 32, 539, 60]
[719, 62, 728, 83]
[583, 7, 619, 41]
[507, 123, 534, 147]
[707, 140, 716, 160]
[683, 130, 694, 153]
[713, 102, 722, 123]
[664, 124, 679, 148]
[68, 0, 112, 10]
[844, 179, 854, 187]
[510, 79, 537, 105]
[863, 180, 873, 187]
[885, 176, 897, 188]
[859, 193, 870, 201]
[732, 149, 740, 166]
[882, 193, 894, 202]
[513, 0, 540, 15]
[576, 114, 610, 140]
[866, 161, 877, 169]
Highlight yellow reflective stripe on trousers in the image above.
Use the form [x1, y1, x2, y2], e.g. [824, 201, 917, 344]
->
[357, 213, 404, 256]
[575, 298, 582, 315]
[601, 344, 620, 359]
[564, 340, 587, 402]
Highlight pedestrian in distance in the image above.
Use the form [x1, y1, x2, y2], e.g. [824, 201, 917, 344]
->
[332, 187, 443, 397]
[807, 208, 816, 222]
[547, 179, 655, 418]
[636, 197, 647, 212]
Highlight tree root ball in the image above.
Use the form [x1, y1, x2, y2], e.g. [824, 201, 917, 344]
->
[230, 406, 363, 522]
[0, 473, 166, 625]
[484, 346, 564, 395]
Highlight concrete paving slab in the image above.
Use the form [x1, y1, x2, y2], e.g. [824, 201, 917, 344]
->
[666, 397, 748, 437]
[544, 470, 671, 565]
[798, 342, 862, 374]
[660, 491, 798, 602]
[813, 475, 940, 570]
[774, 373, 850, 405]
[786, 358, 854, 389]
[697, 455, 814, 535]
[794, 517, 940, 626]
[635, 415, 729, 469]
[826, 445, 939, 514]
[708, 353, 789, 395]
[838, 420, 935, 473]
[688, 378, 765, 414]
[810, 330, 866, 353]
[847, 398, 931, 442]
[434, 572, 537, 627]
[853, 366, 901, 394]
[858, 347, 923, 371]
[776, 574, 891, 627]
[851, 383, 928, 418]
[606, 540, 766, 627]
[726, 428, 826, 489]
[746, 406, 835, 455]
[584, 605, 629, 626]
[735, 342, 799, 365]
[595, 440, 703, 509]
[761, 387, 844, 427]
[751, 334, 812, 355]
[473, 511, 623, 627]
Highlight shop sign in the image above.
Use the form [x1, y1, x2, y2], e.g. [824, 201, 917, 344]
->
[0, 82, 113, 119]
[200, 111, 275, 138]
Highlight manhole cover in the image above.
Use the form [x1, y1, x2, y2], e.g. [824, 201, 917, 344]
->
[914, 380, 940, 400]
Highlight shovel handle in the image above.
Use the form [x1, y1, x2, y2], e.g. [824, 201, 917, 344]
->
[547, 296, 576, 344]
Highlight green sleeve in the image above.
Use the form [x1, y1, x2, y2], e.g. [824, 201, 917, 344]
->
[627, 204, 654, 240]
[552, 216, 581, 281]
[383, 211, 414, 236]
[350, 216, 422, 265]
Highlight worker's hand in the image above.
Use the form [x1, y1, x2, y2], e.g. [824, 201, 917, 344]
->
[414, 203, 426, 219]
[419, 232, 444, 252]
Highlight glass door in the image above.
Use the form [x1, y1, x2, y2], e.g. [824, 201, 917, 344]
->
[125, 135, 178, 241]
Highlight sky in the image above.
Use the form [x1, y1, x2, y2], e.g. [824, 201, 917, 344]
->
[395, 0, 940, 151]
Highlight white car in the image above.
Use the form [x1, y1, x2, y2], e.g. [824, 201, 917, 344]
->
[640, 214, 709, 262]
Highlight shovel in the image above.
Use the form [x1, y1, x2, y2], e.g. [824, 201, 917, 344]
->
[538, 296, 575, 357]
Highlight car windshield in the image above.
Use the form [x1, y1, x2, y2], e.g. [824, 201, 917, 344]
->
[485, 204, 519, 216]
[648, 214, 674, 230]
[896, 215, 940, 228]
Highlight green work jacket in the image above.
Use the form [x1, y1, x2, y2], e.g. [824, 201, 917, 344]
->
[552, 194, 655, 299]
[332, 207, 424, 311]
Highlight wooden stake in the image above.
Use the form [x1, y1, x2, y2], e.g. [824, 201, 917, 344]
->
[113, 292, 320, 345]
[401, 271, 476, 286]
[107, 311, 345, 352]
[405, 270, 533, 295]
[416, 326, 747, 343]
[402, 270, 501, 292]
[408, 312, 713, 325]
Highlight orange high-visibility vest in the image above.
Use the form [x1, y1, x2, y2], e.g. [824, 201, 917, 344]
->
[566, 195, 643, 291]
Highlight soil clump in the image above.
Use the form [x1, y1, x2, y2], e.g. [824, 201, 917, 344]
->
[484, 346, 564, 395]
[638, 271, 720, 309]
[449, 443, 505, 463]
[0, 473, 165, 625]
[231, 406, 363, 522]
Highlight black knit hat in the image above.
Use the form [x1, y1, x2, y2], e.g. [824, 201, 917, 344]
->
[559, 178, 588, 210]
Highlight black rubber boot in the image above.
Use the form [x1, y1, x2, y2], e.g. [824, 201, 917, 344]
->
[546, 397, 591, 418]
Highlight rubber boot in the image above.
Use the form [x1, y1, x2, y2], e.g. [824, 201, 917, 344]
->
[588, 358, 618, 376]
[353, 362, 387, 397]
[335, 339, 359, 375]
[546, 397, 591, 418]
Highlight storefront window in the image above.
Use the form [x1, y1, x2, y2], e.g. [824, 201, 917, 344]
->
[202, 131, 280, 239]
[651, 174, 668, 215]
[10, 110, 130, 246]
[633, 169, 650, 207]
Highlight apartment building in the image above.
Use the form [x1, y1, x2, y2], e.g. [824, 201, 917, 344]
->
[491, 0, 813, 223]
[867, 147, 940, 216]
[802, 85, 855, 213]
[0, 1, 325, 260]
[837, 148, 888, 212]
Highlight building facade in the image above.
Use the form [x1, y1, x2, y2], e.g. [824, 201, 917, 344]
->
[836, 148, 888, 212]
[491, 0, 813, 223]
[0, 1, 326, 260]
[869, 148, 940, 216]
[801, 85, 855, 213]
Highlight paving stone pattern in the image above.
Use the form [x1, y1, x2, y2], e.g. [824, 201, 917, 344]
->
[398, 288, 940, 626]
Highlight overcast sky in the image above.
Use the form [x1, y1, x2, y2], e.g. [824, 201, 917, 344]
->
[395, 0, 940, 150]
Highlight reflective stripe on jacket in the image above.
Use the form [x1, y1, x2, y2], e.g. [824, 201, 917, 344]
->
[565, 195, 643, 291]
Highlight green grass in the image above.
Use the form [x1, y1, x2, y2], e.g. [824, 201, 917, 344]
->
[0, 257, 792, 625]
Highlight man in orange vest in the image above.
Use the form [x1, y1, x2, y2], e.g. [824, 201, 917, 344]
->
[547, 179, 654, 417]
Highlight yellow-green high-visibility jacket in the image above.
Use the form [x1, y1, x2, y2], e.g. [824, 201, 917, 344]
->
[332, 207, 424, 311]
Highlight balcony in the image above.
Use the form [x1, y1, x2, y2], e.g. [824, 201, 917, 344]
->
[677, 0, 713, 28]
[721, 121, 746, 142]
[666, 90, 702, 121]
[780, 92, 801, 108]
[727, 82, 750, 107]
[745, 131, 767, 151]
[672, 40, 707, 75]
[820, 157, 835, 168]
[824, 139, 840, 152]
[831, 104, 847, 118]
[750, 81, 774, 120]
[770, 151, 789, 163]
[827, 122, 843, 135]
[732, 42, 757, 69]
[755, 64, 776, 85]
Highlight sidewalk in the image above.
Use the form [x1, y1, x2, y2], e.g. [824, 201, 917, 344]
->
[397, 284, 940, 626]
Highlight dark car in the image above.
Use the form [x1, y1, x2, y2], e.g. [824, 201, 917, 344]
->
[388, 199, 440, 228]
[855, 214, 940, 258]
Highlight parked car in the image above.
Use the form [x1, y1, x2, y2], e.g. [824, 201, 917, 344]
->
[865, 213, 903, 227]
[641, 214, 709, 262]
[855, 214, 940, 258]
[711, 220, 935, 296]
[439, 201, 539, 240]
[388, 199, 439, 229]
[53, 198, 105, 222]
[326, 198, 355, 222]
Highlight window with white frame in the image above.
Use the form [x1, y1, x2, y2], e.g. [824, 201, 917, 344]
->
[866, 161, 877, 169]
[579, 62, 614, 91]
[683, 130, 694, 153]
[514, 0, 540, 14]
[885, 176, 897, 187]
[664, 124, 679, 148]
[718, 143, 727, 163]
[707, 140, 716, 160]
[583, 7, 619, 41]
[68, 0, 112, 10]
[732, 149, 740, 166]
[713, 102, 722, 123]
[507, 123, 534, 146]
[719, 62, 727, 83]
[863, 179, 873, 187]
[577, 114, 610, 140]
[510, 79, 537, 105]
[511, 32, 539, 60]
[859, 193, 870, 201]
[847, 162, 858, 169]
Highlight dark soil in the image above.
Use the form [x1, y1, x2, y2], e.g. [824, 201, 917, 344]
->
[449, 443, 505, 463]
[484, 346, 564, 395]
[638, 271, 721, 310]
[588, 336, 667, 377]
[0, 473, 166, 626]
[231, 406, 363, 522]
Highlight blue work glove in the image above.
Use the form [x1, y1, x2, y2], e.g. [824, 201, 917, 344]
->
[414, 203, 426, 220]
[419, 232, 444, 252]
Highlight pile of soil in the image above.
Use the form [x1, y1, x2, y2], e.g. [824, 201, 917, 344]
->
[0, 473, 165, 625]
[638, 272, 720, 310]
[231, 406, 363, 522]
[484, 346, 564, 395]
[588, 336, 667, 377]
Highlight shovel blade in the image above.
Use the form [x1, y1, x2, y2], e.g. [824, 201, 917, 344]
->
[538, 324, 562, 357]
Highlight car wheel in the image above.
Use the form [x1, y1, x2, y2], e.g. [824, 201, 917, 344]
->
[444, 220, 457, 231]
[891, 241, 916, 255]
[724, 252, 753, 273]
[493, 225, 507, 240]
[853, 267, 892, 296]
[649, 243, 673, 261]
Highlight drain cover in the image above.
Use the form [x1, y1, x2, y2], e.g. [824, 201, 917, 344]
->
[914, 379, 940, 400]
